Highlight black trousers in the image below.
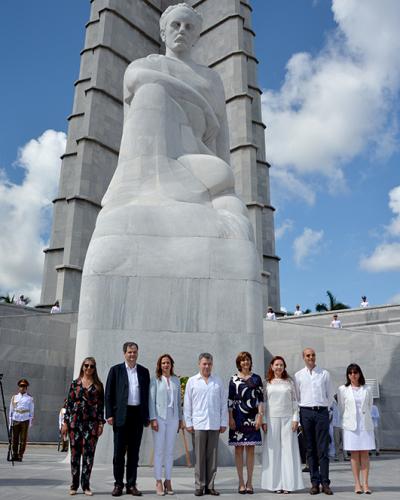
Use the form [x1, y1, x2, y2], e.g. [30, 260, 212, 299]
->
[12, 420, 29, 459]
[300, 407, 330, 486]
[113, 406, 144, 488]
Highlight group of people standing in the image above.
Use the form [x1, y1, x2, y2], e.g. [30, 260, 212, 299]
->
[59, 343, 376, 496]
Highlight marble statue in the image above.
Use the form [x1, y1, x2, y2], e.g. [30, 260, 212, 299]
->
[74, 4, 264, 464]
[99, 3, 252, 245]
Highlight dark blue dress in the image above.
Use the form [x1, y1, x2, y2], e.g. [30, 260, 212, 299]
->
[228, 373, 264, 446]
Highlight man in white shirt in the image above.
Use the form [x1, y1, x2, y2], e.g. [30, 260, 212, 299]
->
[371, 404, 380, 456]
[294, 304, 303, 316]
[266, 307, 276, 320]
[331, 395, 344, 461]
[105, 342, 150, 497]
[58, 400, 68, 452]
[9, 378, 34, 461]
[15, 295, 26, 306]
[330, 314, 342, 328]
[184, 353, 228, 496]
[294, 348, 334, 495]
[50, 300, 61, 314]
[360, 296, 369, 308]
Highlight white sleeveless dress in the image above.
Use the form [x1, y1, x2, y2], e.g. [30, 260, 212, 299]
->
[343, 387, 375, 451]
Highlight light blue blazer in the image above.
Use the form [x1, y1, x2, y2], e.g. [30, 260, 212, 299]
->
[149, 376, 182, 421]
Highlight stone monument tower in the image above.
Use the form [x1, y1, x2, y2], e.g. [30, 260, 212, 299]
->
[40, 0, 280, 312]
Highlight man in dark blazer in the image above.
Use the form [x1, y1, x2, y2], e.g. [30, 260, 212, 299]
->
[105, 342, 150, 497]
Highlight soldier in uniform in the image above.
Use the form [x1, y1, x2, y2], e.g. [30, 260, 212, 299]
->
[9, 378, 34, 461]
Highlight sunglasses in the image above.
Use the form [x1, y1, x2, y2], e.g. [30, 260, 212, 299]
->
[84, 364, 95, 369]
[348, 371, 359, 375]
[19, 384, 27, 388]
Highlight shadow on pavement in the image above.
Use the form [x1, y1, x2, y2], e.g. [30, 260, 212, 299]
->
[0, 478, 64, 486]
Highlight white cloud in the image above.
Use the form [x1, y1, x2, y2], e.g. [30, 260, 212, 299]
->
[360, 184, 400, 272]
[360, 242, 400, 272]
[388, 293, 400, 305]
[293, 227, 324, 266]
[262, 0, 400, 201]
[270, 167, 316, 206]
[275, 218, 294, 240]
[387, 185, 400, 236]
[0, 130, 66, 304]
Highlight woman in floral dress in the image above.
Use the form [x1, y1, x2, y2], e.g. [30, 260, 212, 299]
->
[228, 351, 264, 494]
[62, 357, 105, 496]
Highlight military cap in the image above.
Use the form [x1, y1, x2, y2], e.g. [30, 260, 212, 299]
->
[17, 378, 29, 387]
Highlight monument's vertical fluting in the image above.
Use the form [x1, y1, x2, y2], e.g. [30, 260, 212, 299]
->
[40, 1, 163, 311]
[40, 0, 280, 312]
[187, 0, 280, 311]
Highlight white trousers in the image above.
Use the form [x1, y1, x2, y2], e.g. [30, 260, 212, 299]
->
[152, 408, 179, 480]
[261, 416, 304, 492]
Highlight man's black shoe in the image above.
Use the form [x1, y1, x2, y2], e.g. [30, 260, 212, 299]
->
[321, 485, 333, 496]
[194, 490, 204, 496]
[112, 486, 123, 497]
[205, 489, 220, 496]
[309, 484, 320, 495]
[126, 485, 143, 496]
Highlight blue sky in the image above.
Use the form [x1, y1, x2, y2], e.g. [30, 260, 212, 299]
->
[0, 0, 399, 311]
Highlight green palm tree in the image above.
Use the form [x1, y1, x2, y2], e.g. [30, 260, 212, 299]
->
[315, 290, 350, 312]
[0, 293, 15, 303]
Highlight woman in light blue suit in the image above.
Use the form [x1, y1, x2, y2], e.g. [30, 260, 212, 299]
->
[149, 354, 183, 496]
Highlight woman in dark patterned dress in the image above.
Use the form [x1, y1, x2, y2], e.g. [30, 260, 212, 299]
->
[228, 351, 264, 494]
[62, 357, 105, 496]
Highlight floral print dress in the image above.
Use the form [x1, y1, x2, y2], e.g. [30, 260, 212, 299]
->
[64, 379, 105, 490]
[228, 373, 264, 446]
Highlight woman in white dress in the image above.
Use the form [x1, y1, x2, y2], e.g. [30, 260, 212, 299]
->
[338, 364, 374, 494]
[261, 356, 304, 493]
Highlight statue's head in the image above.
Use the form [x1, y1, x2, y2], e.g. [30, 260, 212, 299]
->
[160, 3, 202, 55]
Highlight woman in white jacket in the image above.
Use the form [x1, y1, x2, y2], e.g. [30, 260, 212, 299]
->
[338, 364, 374, 494]
[149, 354, 183, 496]
[261, 356, 304, 493]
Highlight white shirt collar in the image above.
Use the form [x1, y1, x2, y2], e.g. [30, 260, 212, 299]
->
[195, 372, 213, 380]
[304, 364, 321, 374]
[125, 362, 137, 371]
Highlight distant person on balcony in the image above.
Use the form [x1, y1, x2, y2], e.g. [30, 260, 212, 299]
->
[15, 295, 25, 306]
[294, 305, 303, 317]
[51, 300, 61, 314]
[266, 307, 276, 320]
[360, 296, 369, 308]
[330, 314, 342, 329]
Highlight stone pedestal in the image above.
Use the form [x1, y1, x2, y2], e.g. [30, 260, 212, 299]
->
[74, 202, 264, 464]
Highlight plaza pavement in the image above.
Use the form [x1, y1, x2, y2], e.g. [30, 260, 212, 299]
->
[0, 445, 399, 500]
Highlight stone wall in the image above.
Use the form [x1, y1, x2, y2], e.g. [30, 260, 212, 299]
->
[0, 304, 77, 442]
